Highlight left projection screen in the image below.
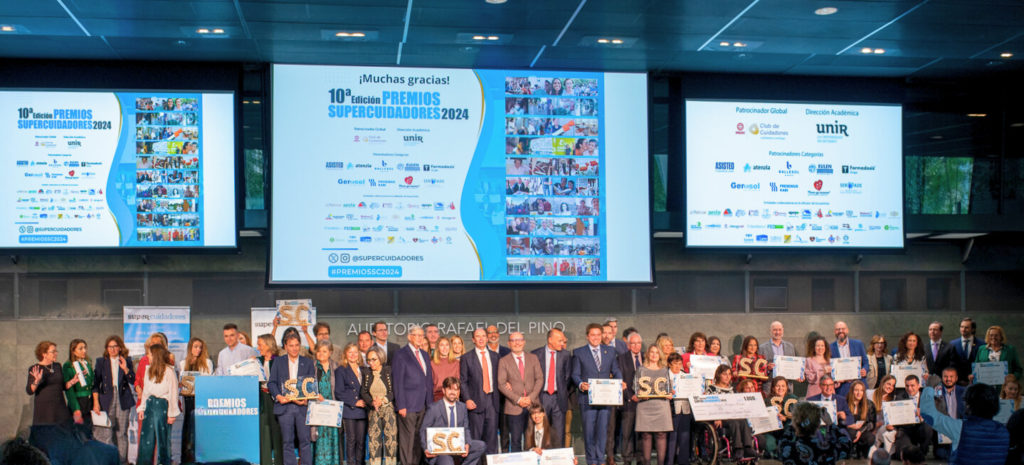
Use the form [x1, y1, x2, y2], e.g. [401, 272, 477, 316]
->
[0, 90, 237, 249]
[270, 64, 651, 285]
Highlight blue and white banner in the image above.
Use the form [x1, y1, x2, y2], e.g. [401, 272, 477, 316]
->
[195, 375, 260, 464]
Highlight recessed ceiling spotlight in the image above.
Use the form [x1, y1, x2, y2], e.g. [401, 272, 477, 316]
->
[597, 38, 610, 44]
[873, 48, 885, 54]
[1010, 122, 1024, 128]
[732, 42, 746, 47]
[252, 100, 261, 105]
[930, 135, 943, 140]
[485, 0, 507, 3]
[719, 41, 731, 47]
[1001, 52, 1013, 58]
[611, 39, 623, 44]
[487, 35, 499, 41]
[967, 113, 987, 118]
[0, 25, 14, 32]
[196, 28, 210, 34]
[814, 7, 838, 15]
[861, 47, 873, 54]
[473, 35, 486, 40]
[212, 28, 225, 34]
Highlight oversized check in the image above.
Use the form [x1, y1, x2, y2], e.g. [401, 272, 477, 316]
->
[228, 358, 266, 382]
[305, 400, 343, 427]
[973, 361, 1009, 386]
[539, 448, 575, 465]
[748, 405, 783, 435]
[808, 400, 837, 425]
[689, 393, 768, 421]
[688, 355, 723, 380]
[588, 378, 623, 406]
[773, 356, 805, 380]
[487, 451, 540, 465]
[671, 373, 704, 399]
[831, 357, 861, 381]
[891, 364, 925, 388]
[882, 400, 919, 425]
[426, 427, 466, 455]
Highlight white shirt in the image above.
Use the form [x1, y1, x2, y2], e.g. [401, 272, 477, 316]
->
[376, 342, 389, 358]
[216, 343, 257, 375]
[288, 356, 300, 380]
[138, 368, 181, 418]
[443, 399, 458, 427]
[989, 349, 1003, 362]
[837, 340, 851, 358]
[110, 358, 119, 389]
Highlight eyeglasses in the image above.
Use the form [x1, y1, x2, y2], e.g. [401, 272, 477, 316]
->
[509, 338, 525, 342]
[367, 358, 379, 363]
[107, 344, 120, 349]
[821, 383, 835, 387]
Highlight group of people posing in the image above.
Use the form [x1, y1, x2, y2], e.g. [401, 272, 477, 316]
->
[23, 316, 1024, 465]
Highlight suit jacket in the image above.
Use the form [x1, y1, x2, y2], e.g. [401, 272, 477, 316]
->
[934, 384, 967, 419]
[489, 345, 512, 359]
[807, 393, 852, 426]
[460, 347, 501, 413]
[830, 338, 869, 384]
[977, 343, 1024, 381]
[949, 336, 983, 381]
[378, 341, 403, 366]
[92, 356, 136, 412]
[866, 353, 893, 390]
[925, 339, 952, 375]
[420, 399, 473, 460]
[497, 352, 543, 415]
[359, 366, 395, 409]
[758, 340, 798, 360]
[335, 364, 368, 419]
[392, 344, 434, 413]
[612, 339, 628, 356]
[570, 344, 622, 406]
[532, 345, 572, 411]
[617, 351, 643, 412]
[267, 355, 316, 415]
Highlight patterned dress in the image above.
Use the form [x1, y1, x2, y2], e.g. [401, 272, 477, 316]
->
[314, 364, 340, 465]
[777, 423, 852, 465]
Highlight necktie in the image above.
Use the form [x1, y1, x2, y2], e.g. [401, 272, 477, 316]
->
[449, 405, 456, 427]
[933, 343, 939, 360]
[634, 354, 641, 370]
[963, 339, 969, 354]
[593, 348, 601, 369]
[547, 351, 556, 395]
[481, 351, 492, 394]
[517, 356, 525, 380]
[415, 347, 426, 375]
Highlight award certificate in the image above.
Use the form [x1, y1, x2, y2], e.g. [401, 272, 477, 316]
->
[671, 373, 704, 399]
[688, 355, 722, 380]
[973, 361, 1009, 386]
[772, 356, 805, 380]
[228, 358, 266, 381]
[539, 448, 575, 465]
[487, 451, 541, 465]
[305, 400, 343, 427]
[588, 378, 623, 405]
[831, 357, 861, 381]
[882, 400, 919, 426]
[808, 400, 837, 425]
[690, 393, 769, 421]
[748, 406, 783, 435]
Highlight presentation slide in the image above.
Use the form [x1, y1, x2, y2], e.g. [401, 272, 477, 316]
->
[0, 90, 236, 249]
[271, 64, 650, 284]
[685, 99, 903, 249]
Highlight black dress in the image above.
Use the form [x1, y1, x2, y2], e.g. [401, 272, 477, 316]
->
[26, 363, 71, 425]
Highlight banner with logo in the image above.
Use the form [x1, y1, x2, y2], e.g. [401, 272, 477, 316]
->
[252, 306, 318, 348]
[124, 306, 189, 464]
[195, 376, 260, 463]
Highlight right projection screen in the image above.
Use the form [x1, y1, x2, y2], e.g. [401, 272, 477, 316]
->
[685, 100, 903, 249]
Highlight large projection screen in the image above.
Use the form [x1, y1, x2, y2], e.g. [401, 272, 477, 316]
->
[685, 99, 903, 249]
[270, 64, 651, 285]
[0, 90, 237, 250]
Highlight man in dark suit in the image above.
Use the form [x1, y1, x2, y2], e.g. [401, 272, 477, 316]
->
[372, 321, 402, 366]
[485, 325, 512, 452]
[421, 376, 487, 465]
[925, 321, 952, 386]
[950, 318, 982, 386]
[605, 318, 628, 355]
[392, 325, 434, 465]
[497, 332, 543, 452]
[532, 328, 572, 448]
[831, 321, 869, 397]
[893, 375, 934, 460]
[933, 367, 967, 460]
[572, 323, 625, 465]
[268, 332, 316, 465]
[461, 328, 501, 454]
[610, 332, 643, 465]
[806, 375, 852, 427]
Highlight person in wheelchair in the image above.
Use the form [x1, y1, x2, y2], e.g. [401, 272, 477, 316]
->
[704, 366, 757, 460]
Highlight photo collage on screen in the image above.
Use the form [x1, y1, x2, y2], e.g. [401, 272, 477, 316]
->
[133, 97, 201, 243]
[503, 76, 602, 278]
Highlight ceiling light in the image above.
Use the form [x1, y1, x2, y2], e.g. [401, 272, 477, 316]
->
[597, 38, 610, 44]
[611, 39, 623, 44]
[929, 233, 988, 240]
[1001, 52, 1013, 58]
[252, 100, 261, 105]
[473, 35, 486, 40]
[719, 41, 731, 47]
[487, 35, 499, 41]
[212, 28, 225, 34]
[351, 32, 365, 37]
[0, 25, 14, 32]
[873, 48, 885, 54]
[732, 42, 746, 47]
[335, 32, 350, 37]
[930, 135, 943, 140]
[196, 28, 210, 34]
[814, 7, 838, 15]
[242, 100, 251, 104]
[485, 0, 507, 3]
[1010, 122, 1024, 128]
[966, 113, 986, 118]
[861, 47, 873, 54]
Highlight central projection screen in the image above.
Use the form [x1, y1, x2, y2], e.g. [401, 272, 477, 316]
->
[270, 64, 651, 285]
[685, 99, 904, 249]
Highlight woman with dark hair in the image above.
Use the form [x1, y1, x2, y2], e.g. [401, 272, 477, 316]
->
[178, 337, 213, 464]
[681, 332, 707, 374]
[361, 346, 397, 465]
[137, 344, 179, 465]
[707, 336, 730, 366]
[525, 403, 554, 452]
[893, 332, 928, 387]
[845, 380, 876, 458]
[665, 352, 692, 465]
[872, 374, 898, 452]
[777, 402, 852, 464]
[705, 365, 756, 459]
[63, 338, 95, 431]
[731, 335, 766, 391]
[764, 376, 799, 458]
[93, 335, 135, 462]
[336, 343, 367, 465]
[26, 340, 71, 453]
[804, 337, 833, 398]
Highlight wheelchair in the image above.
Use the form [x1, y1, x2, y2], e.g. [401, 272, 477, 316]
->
[690, 420, 761, 465]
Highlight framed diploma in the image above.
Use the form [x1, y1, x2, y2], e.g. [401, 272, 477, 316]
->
[808, 400, 837, 425]
[487, 451, 541, 465]
[772, 356, 805, 380]
[748, 405, 783, 435]
[588, 378, 623, 405]
[539, 448, 574, 465]
[882, 400, 919, 426]
[689, 393, 769, 421]
[305, 400, 343, 427]
[671, 373, 704, 399]
[973, 361, 1009, 386]
[831, 357, 861, 381]
[891, 364, 924, 388]
[426, 427, 466, 455]
[276, 299, 313, 326]
[636, 374, 672, 399]
[735, 356, 769, 380]
[228, 358, 266, 382]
